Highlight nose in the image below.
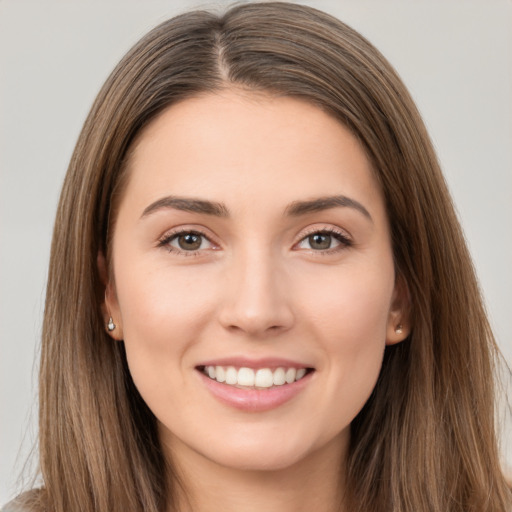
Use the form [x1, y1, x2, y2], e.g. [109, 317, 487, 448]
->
[217, 247, 295, 338]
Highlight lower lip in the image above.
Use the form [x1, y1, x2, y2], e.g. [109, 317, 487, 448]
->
[197, 370, 313, 412]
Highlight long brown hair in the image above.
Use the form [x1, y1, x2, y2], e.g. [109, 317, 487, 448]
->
[18, 2, 510, 511]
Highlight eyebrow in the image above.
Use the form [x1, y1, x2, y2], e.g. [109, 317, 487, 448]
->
[141, 196, 229, 218]
[140, 194, 372, 221]
[285, 195, 372, 221]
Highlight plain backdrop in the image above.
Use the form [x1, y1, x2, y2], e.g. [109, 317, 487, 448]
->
[1, 0, 511, 504]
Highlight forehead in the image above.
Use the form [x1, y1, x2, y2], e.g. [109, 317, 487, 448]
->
[120, 90, 385, 221]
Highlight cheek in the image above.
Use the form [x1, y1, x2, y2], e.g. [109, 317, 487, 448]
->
[115, 259, 219, 333]
[297, 262, 394, 412]
[299, 262, 394, 343]
[112, 262, 220, 396]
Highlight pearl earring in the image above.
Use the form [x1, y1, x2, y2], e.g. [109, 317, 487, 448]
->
[395, 324, 403, 334]
[107, 317, 116, 332]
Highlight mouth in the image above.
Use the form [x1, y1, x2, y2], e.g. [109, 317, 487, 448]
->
[197, 365, 315, 390]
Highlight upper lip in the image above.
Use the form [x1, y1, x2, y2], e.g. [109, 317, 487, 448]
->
[196, 357, 314, 370]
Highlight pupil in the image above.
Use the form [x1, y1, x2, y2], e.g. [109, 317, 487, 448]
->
[310, 233, 331, 250]
[179, 233, 201, 250]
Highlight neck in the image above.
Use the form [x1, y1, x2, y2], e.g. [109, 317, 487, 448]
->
[166, 435, 348, 512]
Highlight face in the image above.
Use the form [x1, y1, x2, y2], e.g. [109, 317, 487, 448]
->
[105, 90, 407, 473]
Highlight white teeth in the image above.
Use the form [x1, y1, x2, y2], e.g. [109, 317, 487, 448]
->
[296, 368, 306, 380]
[216, 366, 226, 383]
[203, 365, 309, 388]
[285, 368, 296, 384]
[237, 367, 255, 386]
[255, 368, 274, 388]
[272, 367, 286, 386]
[225, 366, 238, 385]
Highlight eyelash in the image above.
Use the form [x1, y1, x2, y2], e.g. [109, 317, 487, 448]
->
[158, 227, 352, 256]
[158, 229, 215, 256]
[296, 227, 352, 254]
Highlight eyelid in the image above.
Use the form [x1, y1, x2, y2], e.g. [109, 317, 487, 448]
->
[293, 225, 353, 252]
[157, 226, 220, 255]
[156, 223, 352, 256]
[297, 224, 352, 241]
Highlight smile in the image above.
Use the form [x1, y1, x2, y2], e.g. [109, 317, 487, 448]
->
[201, 365, 310, 389]
[196, 361, 315, 412]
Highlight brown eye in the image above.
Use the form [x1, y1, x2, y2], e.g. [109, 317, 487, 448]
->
[177, 233, 202, 250]
[165, 231, 212, 252]
[296, 229, 351, 252]
[308, 233, 332, 250]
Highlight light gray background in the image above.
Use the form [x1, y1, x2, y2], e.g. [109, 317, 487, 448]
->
[1, 0, 511, 504]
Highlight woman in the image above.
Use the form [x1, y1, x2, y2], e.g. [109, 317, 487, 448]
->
[5, 2, 510, 511]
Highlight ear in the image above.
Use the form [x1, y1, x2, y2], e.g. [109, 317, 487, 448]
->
[385, 273, 411, 345]
[97, 251, 124, 340]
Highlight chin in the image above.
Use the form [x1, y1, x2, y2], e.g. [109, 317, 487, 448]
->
[198, 427, 344, 474]
[207, 445, 310, 473]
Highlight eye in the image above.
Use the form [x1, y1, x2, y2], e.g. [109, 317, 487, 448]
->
[160, 230, 215, 254]
[296, 229, 351, 252]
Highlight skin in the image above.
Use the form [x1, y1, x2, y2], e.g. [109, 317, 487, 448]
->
[103, 89, 409, 512]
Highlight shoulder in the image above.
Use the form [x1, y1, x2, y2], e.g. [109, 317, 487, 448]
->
[1, 490, 43, 512]
[1, 502, 28, 512]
